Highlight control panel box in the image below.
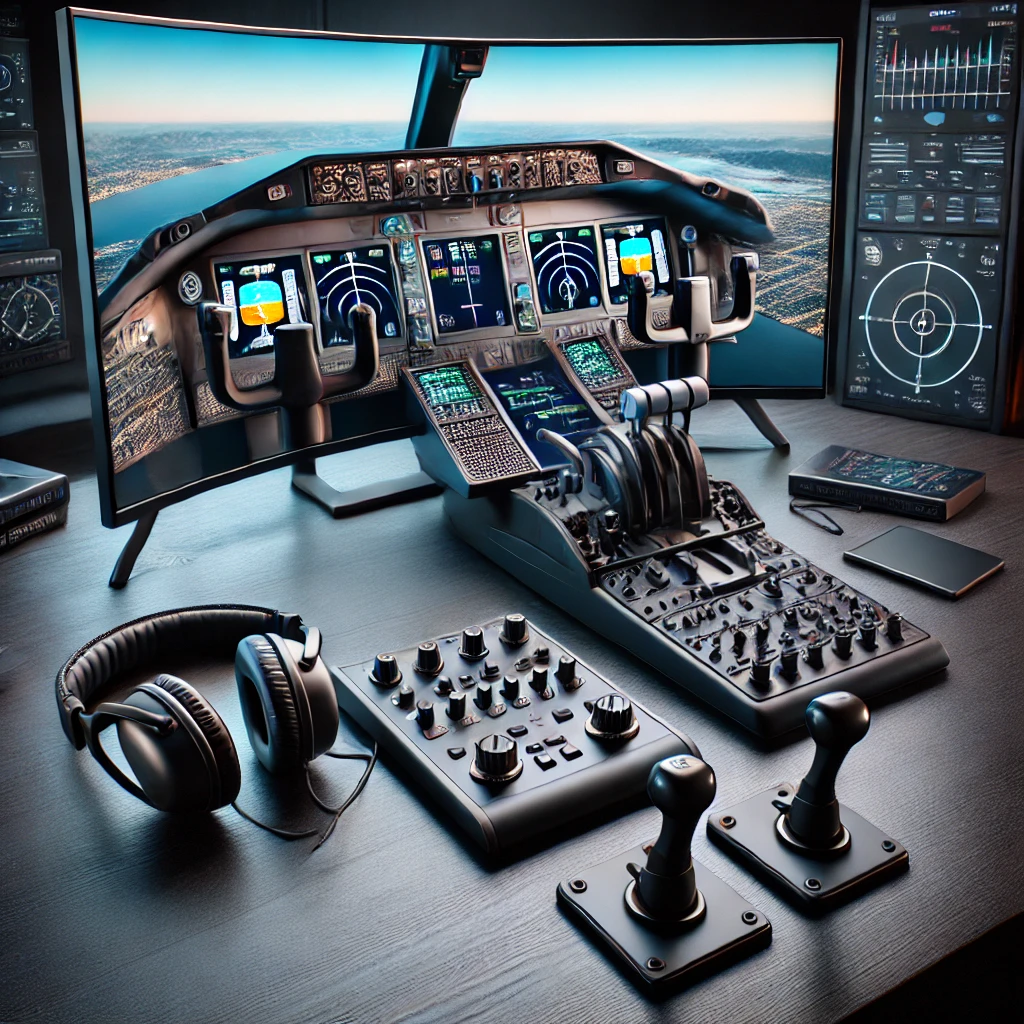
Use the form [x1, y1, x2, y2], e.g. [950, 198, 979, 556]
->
[0, 250, 66, 376]
[332, 616, 698, 855]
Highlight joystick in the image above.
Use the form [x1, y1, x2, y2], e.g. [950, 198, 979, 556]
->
[557, 754, 771, 991]
[708, 691, 908, 911]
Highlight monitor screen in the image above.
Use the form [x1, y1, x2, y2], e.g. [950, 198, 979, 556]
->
[421, 235, 511, 334]
[310, 245, 403, 348]
[562, 338, 622, 390]
[527, 226, 603, 314]
[453, 42, 841, 392]
[485, 354, 604, 468]
[213, 255, 309, 358]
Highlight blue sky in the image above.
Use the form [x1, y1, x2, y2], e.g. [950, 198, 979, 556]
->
[75, 17, 838, 127]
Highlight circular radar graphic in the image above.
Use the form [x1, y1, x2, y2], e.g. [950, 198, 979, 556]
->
[532, 231, 601, 313]
[315, 250, 400, 346]
[860, 259, 991, 393]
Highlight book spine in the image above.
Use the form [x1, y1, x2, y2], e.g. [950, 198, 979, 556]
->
[0, 482, 69, 525]
[0, 505, 68, 552]
[789, 476, 947, 520]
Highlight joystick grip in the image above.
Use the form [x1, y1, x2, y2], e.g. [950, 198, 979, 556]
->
[787, 691, 870, 847]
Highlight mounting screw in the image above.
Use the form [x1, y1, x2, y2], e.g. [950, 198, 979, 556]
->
[882, 840, 896, 853]
[804, 877, 822, 892]
[569, 878, 587, 893]
[720, 815, 737, 829]
[646, 957, 666, 972]
[742, 911, 758, 925]
[777, 789, 788, 797]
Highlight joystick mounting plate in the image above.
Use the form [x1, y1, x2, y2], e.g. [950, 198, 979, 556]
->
[707, 784, 908, 912]
[557, 845, 771, 991]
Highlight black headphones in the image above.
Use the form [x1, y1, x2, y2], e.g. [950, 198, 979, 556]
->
[56, 605, 375, 845]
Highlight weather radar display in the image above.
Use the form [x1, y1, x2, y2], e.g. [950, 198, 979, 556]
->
[311, 245, 402, 347]
[528, 226, 602, 314]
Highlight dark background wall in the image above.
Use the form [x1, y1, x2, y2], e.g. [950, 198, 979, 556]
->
[0, 0, 864, 457]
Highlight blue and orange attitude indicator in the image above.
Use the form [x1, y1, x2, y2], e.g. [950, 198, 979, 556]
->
[619, 236, 653, 276]
[238, 279, 285, 327]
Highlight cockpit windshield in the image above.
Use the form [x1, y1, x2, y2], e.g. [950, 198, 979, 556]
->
[74, 16, 424, 288]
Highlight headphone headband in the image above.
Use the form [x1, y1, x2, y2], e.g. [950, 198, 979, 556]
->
[56, 604, 307, 750]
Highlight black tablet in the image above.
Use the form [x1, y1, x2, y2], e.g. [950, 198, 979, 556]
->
[843, 526, 1004, 599]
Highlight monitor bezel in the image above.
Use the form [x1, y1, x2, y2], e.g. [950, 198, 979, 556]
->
[59, 7, 844, 527]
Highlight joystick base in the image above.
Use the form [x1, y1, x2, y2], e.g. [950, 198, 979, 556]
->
[707, 783, 908, 913]
[557, 845, 771, 992]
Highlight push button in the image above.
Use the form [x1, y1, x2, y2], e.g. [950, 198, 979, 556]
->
[507, 724, 529, 738]
[552, 708, 574, 723]
[534, 754, 557, 771]
[525, 743, 544, 754]
[560, 744, 583, 761]
[544, 734, 566, 747]
[447, 747, 466, 760]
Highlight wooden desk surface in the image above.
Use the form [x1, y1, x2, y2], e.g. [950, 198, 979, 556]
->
[2, 398, 1022, 1024]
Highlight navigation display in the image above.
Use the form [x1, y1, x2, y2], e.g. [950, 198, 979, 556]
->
[310, 245, 401, 348]
[563, 338, 621, 389]
[600, 219, 671, 305]
[213, 255, 309, 359]
[422, 234, 510, 334]
[527, 226, 602, 314]
[485, 354, 603, 469]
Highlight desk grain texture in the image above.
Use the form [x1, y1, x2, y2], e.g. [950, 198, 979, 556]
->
[1, 399, 1022, 1024]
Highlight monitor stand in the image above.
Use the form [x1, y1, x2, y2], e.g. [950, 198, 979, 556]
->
[108, 458, 442, 589]
[733, 398, 790, 450]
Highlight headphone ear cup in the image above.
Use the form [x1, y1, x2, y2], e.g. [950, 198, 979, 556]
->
[235, 635, 304, 775]
[117, 675, 241, 813]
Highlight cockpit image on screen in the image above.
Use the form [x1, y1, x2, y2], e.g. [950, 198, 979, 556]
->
[311, 245, 402, 348]
[422, 234, 510, 334]
[486, 354, 603, 469]
[213, 255, 308, 358]
[600, 220, 672, 305]
[527, 226, 602, 314]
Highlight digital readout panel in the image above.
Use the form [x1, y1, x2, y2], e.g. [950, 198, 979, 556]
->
[562, 338, 622, 389]
[422, 234, 511, 334]
[527, 226, 603, 314]
[310, 245, 402, 347]
[486, 354, 603, 468]
[600, 219, 671, 305]
[214, 254, 309, 358]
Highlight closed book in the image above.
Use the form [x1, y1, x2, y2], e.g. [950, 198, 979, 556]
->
[0, 458, 69, 526]
[0, 502, 68, 552]
[788, 445, 985, 521]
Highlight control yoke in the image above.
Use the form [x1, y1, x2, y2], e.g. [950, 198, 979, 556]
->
[626, 252, 758, 346]
[198, 302, 380, 448]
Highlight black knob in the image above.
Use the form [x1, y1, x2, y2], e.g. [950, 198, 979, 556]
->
[833, 629, 854, 659]
[529, 666, 549, 692]
[394, 684, 414, 709]
[645, 563, 669, 587]
[370, 653, 402, 687]
[784, 606, 799, 627]
[447, 692, 467, 720]
[474, 682, 493, 710]
[755, 619, 771, 646]
[780, 648, 800, 680]
[500, 675, 520, 701]
[787, 692, 870, 848]
[750, 655, 775, 688]
[602, 508, 620, 530]
[460, 626, 488, 660]
[415, 700, 435, 731]
[859, 622, 877, 649]
[887, 613, 903, 642]
[470, 733, 522, 783]
[732, 629, 747, 654]
[805, 641, 826, 670]
[634, 755, 716, 921]
[435, 675, 455, 697]
[500, 613, 529, 646]
[414, 641, 444, 676]
[763, 575, 783, 598]
[586, 692, 639, 741]
[555, 655, 577, 684]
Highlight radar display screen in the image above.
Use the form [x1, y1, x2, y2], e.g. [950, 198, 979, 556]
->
[485, 354, 603, 469]
[600, 219, 671, 305]
[527, 226, 602, 314]
[0, 272, 61, 346]
[870, 4, 1020, 131]
[422, 234, 511, 334]
[845, 233, 1002, 422]
[563, 338, 621, 389]
[413, 364, 486, 420]
[310, 245, 402, 348]
[214, 255, 309, 359]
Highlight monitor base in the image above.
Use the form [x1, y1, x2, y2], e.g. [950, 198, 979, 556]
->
[290, 459, 441, 518]
[734, 398, 790, 450]
[108, 511, 157, 590]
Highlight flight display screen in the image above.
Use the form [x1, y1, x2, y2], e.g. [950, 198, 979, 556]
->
[527, 226, 603, 314]
[600, 219, 672, 305]
[412, 364, 486, 420]
[485, 354, 603, 469]
[421, 234, 511, 334]
[213, 254, 308, 358]
[310, 245, 402, 347]
[562, 338, 622, 389]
